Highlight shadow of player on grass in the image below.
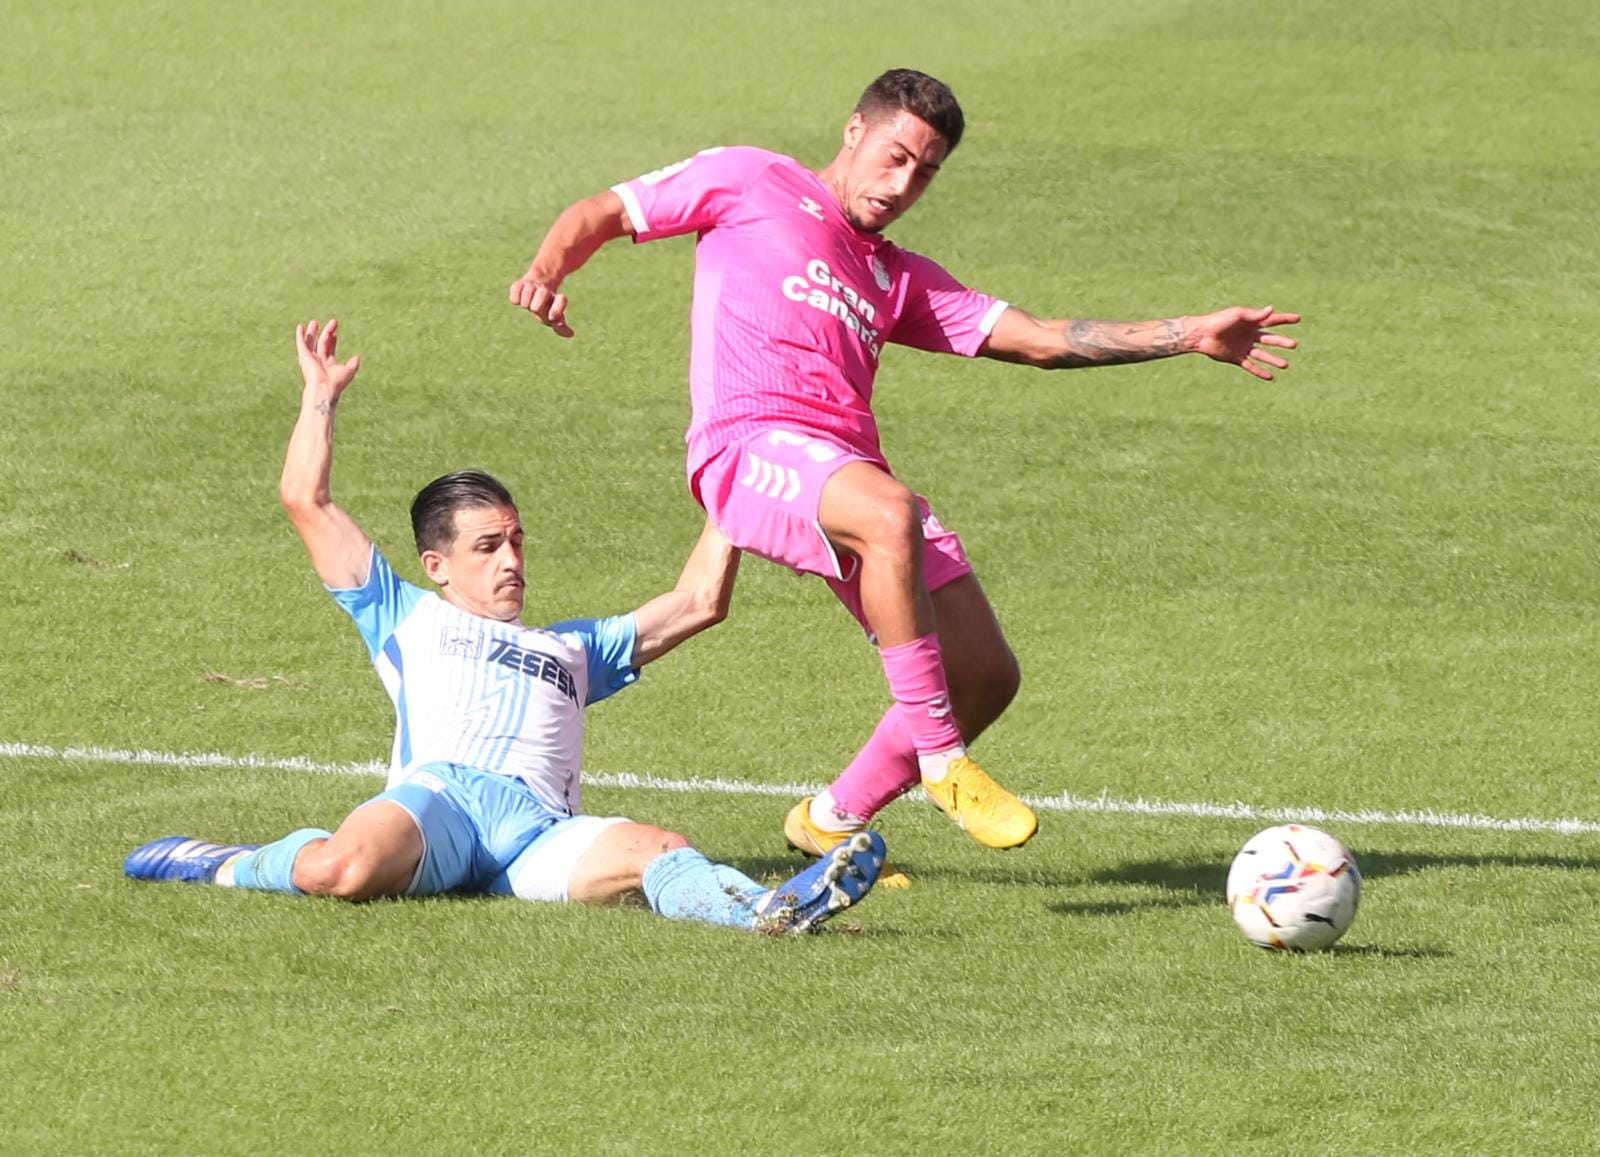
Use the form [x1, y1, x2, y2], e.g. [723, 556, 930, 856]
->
[1037, 846, 1600, 957]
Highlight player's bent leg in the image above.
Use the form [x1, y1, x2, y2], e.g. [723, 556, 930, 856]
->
[565, 822, 688, 905]
[126, 766, 512, 901]
[537, 820, 890, 933]
[930, 573, 1021, 741]
[819, 464, 968, 776]
[816, 461, 931, 647]
[291, 800, 425, 900]
[783, 511, 1032, 866]
[816, 606, 1018, 842]
[804, 557, 1030, 851]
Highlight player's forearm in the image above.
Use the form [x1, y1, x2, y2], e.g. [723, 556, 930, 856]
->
[654, 539, 741, 643]
[983, 307, 1202, 371]
[279, 385, 340, 513]
[1036, 317, 1195, 370]
[672, 528, 742, 634]
[526, 193, 631, 286]
[630, 523, 742, 666]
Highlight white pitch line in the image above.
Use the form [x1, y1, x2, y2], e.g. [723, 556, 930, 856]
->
[4, 740, 1600, 836]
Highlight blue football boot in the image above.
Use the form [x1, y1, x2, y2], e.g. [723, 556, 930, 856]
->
[756, 830, 886, 934]
[123, 837, 259, 884]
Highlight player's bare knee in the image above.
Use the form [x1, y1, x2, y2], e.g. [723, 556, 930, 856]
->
[293, 846, 381, 901]
[290, 849, 341, 897]
[656, 829, 691, 854]
[623, 828, 688, 893]
[616, 823, 688, 874]
[570, 823, 687, 904]
[634, 826, 689, 866]
[860, 488, 923, 563]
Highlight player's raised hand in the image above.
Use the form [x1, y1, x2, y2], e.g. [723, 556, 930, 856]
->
[509, 273, 576, 339]
[1188, 306, 1300, 381]
[295, 319, 362, 397]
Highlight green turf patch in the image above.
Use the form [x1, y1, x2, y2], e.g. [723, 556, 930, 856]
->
[5, 0, 1600, 1150]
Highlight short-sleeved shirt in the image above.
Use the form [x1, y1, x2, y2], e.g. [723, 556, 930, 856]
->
[328, 547, 638, 816]
[612, 146, 1008, 478]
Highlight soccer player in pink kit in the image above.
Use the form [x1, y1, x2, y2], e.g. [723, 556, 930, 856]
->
[509, 70, 1299, 884]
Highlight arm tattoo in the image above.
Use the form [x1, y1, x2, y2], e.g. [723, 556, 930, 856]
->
[315, 398, 335, 416]
[1047, 318, 1187, 369]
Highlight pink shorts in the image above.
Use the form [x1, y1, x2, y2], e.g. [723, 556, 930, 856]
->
[692, 428, 973, 634]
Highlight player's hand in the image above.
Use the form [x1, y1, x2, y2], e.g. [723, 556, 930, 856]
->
[1188, 306, 1300, 381]
[509, 273, 575, 338]
[295, 318, 361, 397]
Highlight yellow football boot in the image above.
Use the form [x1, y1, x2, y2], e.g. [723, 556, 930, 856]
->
[784, 798, 911, 889]
[922, 755, 1038, 849]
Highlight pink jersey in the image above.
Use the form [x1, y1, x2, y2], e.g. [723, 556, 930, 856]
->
[612, 146, 1008, 478]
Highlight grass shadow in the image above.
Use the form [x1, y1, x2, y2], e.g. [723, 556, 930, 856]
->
[742, 854, 1096, 891]
[1354, 849, 1600, 876]
[1043, 848, 1600, 956]
[1324, 942, 1450, 960]
[1046, 894, 1213, 918]
[1093, 848, 1600, 896]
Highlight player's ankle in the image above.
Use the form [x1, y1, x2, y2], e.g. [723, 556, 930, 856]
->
[918, 746, 966, 783]
[808, 789, 866, 833]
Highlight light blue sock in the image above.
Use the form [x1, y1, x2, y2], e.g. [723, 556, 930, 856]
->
[641, 847, 768, 929]
[228, 828, 331, 894]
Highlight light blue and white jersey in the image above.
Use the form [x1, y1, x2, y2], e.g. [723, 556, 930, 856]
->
[329, 546, 639, 816]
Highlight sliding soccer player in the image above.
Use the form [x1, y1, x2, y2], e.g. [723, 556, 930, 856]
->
[125, 319, 885, 932]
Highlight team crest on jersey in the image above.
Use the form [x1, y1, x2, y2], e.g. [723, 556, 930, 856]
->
[438, 629, 482, 659]
[871, 256, 891, 292]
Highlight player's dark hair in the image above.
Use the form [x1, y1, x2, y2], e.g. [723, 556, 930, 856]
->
[410, 470, 517, 555]
[855, 69, 965, 152]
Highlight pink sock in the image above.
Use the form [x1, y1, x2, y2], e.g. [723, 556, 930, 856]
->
[828, 708, 922, 821]
[878, 633, 964, 756]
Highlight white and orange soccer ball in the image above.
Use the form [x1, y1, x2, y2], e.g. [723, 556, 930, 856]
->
[1226, 824, 1361, 951]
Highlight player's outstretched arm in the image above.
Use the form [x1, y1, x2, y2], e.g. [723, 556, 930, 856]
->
[981, 305, 1300, 381]
[508, 191, 634, 338]
[629, 518, 743, 668]
[279, 319, 373, 590]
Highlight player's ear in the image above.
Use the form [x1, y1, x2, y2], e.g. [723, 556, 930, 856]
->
[843, 112, 866, 151]
[419, 549, 448, 587]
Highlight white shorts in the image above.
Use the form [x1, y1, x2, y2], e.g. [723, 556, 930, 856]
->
[487, 814, 629, 902]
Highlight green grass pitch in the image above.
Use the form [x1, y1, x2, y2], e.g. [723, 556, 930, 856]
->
[4, 0, 1600, 1151]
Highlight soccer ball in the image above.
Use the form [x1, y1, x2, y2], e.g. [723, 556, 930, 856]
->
[1226, 824, 1361, 951]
